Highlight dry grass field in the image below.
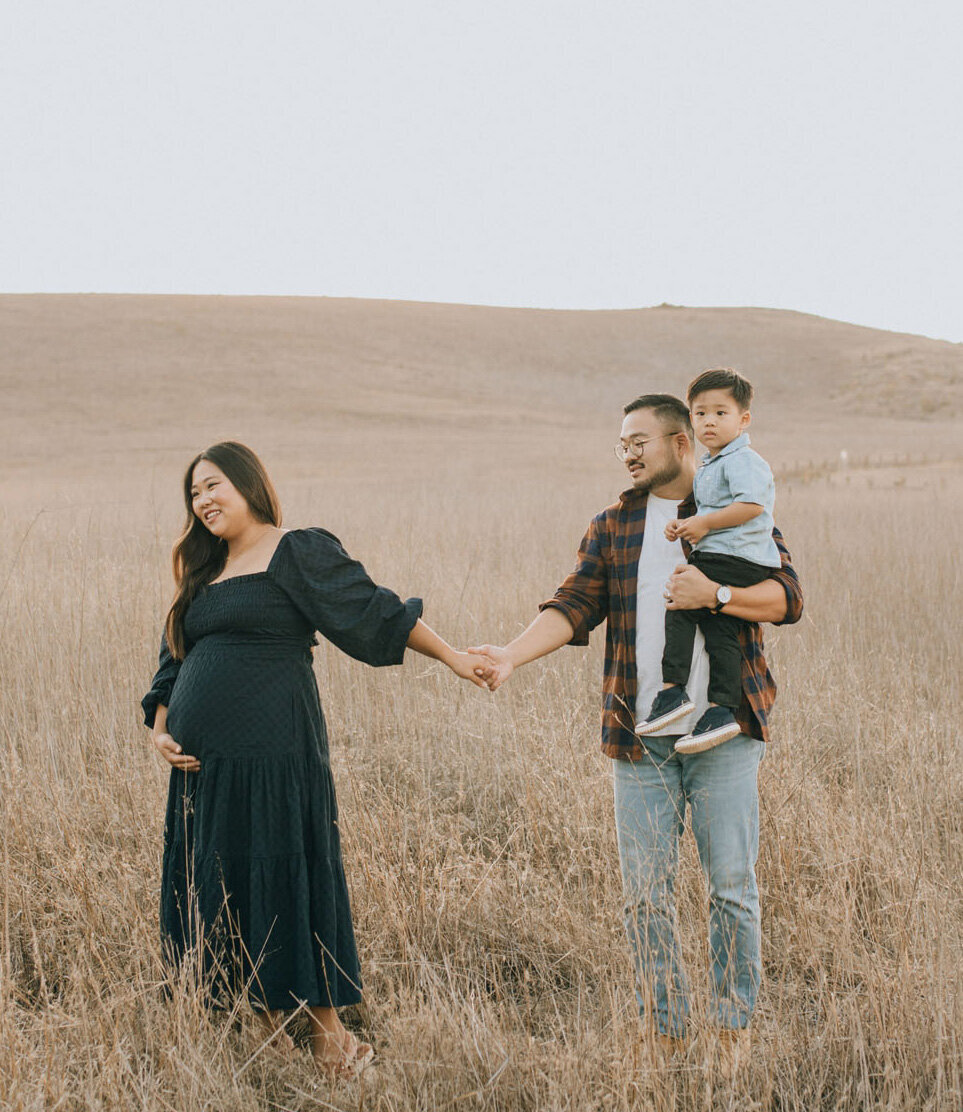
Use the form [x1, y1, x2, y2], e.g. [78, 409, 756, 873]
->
[1, 295, 961, 1110]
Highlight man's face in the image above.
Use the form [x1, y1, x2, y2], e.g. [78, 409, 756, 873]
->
[618, 408, 686, 492]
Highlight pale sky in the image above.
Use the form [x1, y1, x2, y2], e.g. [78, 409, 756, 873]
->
[3, 1, 962, 342]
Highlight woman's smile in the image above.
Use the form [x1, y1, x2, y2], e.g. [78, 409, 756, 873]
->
[190, 460, 252, 537]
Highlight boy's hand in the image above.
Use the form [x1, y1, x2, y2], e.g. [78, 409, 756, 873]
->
[673, 515, 712, 544]
[664, 519, 682, 541]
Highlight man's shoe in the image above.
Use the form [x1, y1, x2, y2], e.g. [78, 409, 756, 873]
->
[637, 1031, 687, 1069]
[656, 1033, 687, 1059]
[714, 1027, 750, 1078]
[674, 707, 740, 753]
[636, 686, 695, 736]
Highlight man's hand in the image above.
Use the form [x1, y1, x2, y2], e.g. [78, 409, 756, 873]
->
[467, 644, 515, 691]
[665, 563, 718, 611]
[152, 731, 201, 772]
[669, 515, 712, 544]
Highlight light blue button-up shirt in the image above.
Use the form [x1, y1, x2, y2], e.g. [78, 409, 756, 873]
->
[692, 432, 781, 567]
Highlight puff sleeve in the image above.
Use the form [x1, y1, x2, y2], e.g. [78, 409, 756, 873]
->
[270, 528, 423, 666]
[141, 631, 183, 729]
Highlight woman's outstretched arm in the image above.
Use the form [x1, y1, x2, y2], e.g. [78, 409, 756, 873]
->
[406, 619, 491, 689]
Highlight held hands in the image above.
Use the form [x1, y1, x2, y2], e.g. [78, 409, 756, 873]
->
[446, 649, 496, 690]
[665, 515, 711, 544]
[152, 731, 201, 772]
[466, 644, 514, 691]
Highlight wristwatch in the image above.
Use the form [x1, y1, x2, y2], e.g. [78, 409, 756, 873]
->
[712, 585, 732, 613]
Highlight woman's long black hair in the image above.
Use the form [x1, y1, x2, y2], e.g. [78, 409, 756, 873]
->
[165, 442, 282, 659]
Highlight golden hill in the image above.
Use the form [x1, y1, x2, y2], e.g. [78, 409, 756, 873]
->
[2, 295, 959, 493]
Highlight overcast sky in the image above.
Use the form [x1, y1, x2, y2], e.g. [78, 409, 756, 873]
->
[3, 1, 961, 342]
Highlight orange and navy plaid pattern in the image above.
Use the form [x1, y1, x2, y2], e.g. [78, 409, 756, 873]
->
[539, 487, 803, 759]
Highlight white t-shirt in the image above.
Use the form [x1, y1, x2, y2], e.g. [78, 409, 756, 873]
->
[635, 494, 711, 735]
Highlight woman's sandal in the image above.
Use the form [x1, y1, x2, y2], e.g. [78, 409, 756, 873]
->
[317, 1031, 375, 1082]
[254, 1014, 297, 1062]
[265, 1028, 297, 1061]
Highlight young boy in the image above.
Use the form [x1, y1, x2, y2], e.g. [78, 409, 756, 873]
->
[637, 367, 781, 753]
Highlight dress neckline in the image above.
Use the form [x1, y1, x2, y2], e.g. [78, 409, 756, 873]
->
[207, 529, 292, 587]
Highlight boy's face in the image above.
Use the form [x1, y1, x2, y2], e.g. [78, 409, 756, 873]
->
[689, 389, 751, 454]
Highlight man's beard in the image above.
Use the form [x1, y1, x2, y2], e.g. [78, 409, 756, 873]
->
[631, 457, 682, 494]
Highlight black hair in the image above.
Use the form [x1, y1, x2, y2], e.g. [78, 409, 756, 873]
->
[686, 367, 753, 410]
[623, 393, 693, 438]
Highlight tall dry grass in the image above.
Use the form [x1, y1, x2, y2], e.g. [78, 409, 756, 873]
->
[0, 459, 960, 1111]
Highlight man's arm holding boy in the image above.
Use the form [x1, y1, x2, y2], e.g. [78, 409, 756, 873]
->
[666, 525, 803, 624]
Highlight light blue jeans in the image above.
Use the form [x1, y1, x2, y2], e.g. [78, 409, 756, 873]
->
[612, 733, 764, 1037]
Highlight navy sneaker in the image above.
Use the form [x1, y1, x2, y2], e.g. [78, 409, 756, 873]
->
[636, 685, 696, 736]
[674, 706, 741, 753]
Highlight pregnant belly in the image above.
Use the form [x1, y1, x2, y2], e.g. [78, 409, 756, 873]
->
[166, 646, 315, 759]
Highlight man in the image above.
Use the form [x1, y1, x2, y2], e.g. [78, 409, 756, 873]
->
[473, 393, 803, 1062]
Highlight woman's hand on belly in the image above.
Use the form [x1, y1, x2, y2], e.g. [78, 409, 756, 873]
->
[152, 731, 201, 773]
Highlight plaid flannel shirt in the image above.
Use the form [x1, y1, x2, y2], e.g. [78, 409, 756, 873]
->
[539, 487, 803, 759]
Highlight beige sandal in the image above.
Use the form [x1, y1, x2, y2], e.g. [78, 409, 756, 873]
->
[254, 1013, 297, 1061]
[317, 1031, 375, 1082]
[266, 1029, 296, 1060]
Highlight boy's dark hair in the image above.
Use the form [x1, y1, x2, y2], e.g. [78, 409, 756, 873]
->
[686, 367, 753, 410]
[623, 394, 693, 438]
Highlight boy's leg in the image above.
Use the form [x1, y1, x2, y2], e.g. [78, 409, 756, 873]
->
[639, 614, 698, 731]
[613, 739, 691, 1038]
[682, 734, 764, 1031]
[661, 606, 704, 688]
[674, 552, 774, 752]
[689, 552, 775, 710]
[699, 612, 745, 710]
[663, 551, 769, 692]
[689, 551, 775, 592]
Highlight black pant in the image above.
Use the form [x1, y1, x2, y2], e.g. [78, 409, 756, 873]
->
[662, 551, 773, 711]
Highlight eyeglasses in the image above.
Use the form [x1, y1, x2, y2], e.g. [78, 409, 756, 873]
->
[614, 433, 675, 461]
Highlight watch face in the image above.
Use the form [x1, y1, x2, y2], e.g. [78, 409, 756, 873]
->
[717, 586, 733, 605]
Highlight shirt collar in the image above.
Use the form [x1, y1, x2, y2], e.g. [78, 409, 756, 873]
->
[701, 431, 750, 465]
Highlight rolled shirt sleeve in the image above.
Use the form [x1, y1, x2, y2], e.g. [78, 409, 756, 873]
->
[769, 524, 803, 626]
[538, 512, 610, 645]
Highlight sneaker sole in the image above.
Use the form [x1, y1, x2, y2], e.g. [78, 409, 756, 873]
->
[674, 721, 741, 754]
[636, 701, 696, 736]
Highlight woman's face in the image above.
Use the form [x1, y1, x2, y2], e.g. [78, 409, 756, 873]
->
[190, 460, 254, 539]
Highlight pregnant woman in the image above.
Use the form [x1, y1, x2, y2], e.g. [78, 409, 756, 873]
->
[142, 441, 486, 1079]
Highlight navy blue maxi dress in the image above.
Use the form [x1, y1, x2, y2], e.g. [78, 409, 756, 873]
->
[141, 527, 422, 1010]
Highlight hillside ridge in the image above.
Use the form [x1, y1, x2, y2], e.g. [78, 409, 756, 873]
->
[2, 295, 959, 485]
